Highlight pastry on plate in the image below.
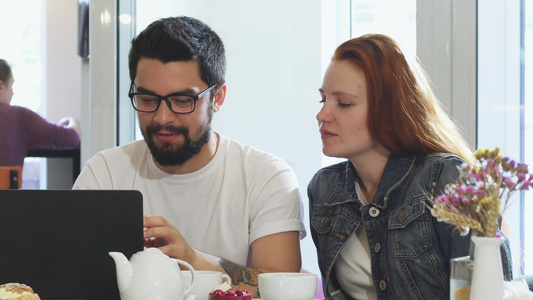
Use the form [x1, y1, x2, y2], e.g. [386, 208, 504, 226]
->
[0, 283, 41, 300]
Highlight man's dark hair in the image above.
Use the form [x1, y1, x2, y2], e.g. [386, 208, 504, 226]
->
[128, 16, 226, 87]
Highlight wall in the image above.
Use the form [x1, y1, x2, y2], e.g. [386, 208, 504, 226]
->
[43, 0, 82, 189]
[417, 1, 477, 147]
[81, 0, 117, 166]
[478, 0, 523, 273]
[210, 0, 324, 275]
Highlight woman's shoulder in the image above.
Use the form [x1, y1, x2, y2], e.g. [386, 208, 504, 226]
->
[415, 152, 465, 169]
[412, 152, 466, 188]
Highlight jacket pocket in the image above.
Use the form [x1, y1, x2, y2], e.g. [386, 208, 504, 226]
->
[311, 206, 336, 235]
[389, 198, 432, 257]
[311, 204, 361, 262]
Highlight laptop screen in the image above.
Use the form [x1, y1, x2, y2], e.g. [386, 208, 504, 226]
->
[0, 190, 144, 300]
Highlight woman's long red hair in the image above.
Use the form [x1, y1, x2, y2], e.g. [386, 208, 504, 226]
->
[333, 34, 474, 165]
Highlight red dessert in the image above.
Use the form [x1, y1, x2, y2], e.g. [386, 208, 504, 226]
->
[209, 289, 252, 300]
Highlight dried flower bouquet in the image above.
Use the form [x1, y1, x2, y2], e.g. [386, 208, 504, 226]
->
[431, 148, 533, 237]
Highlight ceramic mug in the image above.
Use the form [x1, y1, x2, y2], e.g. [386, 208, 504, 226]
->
[258, 272, 317, 300]
[182, 270, 232, 300]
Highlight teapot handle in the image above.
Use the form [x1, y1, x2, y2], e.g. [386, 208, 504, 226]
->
[173, 259, 196, 295]
[222, 273, 231, 285]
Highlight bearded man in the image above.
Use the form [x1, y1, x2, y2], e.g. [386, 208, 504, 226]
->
[74, 16, 305, 297]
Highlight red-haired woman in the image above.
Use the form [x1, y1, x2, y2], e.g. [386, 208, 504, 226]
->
[308, 34, 512, 300]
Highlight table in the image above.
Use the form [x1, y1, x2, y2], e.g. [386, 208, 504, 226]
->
[26, 149, 81, 182]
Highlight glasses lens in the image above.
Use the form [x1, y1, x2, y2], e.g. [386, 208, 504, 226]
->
[132, 94, 159, 112]
[168, 95, 196, 113]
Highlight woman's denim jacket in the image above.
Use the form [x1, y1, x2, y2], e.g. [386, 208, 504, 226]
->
[308, 153, 513, 300]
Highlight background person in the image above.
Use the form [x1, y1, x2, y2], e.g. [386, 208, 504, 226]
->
[308, 34, 512, 300]
[0, 58, 80, 167]
[73, 16, 305, 297]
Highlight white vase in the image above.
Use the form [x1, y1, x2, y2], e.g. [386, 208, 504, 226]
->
[469, 236, 504, 300]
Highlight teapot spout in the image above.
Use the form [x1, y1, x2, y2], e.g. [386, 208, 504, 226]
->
[109, 252, 133, 293]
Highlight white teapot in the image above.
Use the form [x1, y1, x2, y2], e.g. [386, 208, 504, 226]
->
[109, 248, 196, 300]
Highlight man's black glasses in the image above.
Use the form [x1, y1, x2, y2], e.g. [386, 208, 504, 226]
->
[128, 82, 216, 114]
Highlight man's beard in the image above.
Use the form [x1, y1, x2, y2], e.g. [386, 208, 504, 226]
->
[142, 122, 211, 166]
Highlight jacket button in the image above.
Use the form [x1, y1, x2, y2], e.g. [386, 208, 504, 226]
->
[369, 207, 380, 217]
[374, 243, 381, 253]
[379, 280, 387, 291]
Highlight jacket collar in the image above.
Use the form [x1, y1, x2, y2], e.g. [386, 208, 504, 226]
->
[343, 155, 417, 208]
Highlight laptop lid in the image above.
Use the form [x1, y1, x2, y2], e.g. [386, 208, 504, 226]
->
[0, 190, 144, 300]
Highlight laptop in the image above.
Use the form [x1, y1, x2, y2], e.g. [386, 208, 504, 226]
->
[0, 190, 144, 300]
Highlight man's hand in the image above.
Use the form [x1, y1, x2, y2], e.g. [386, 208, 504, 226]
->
[143, 215, 302, 298]
[143, 215, 198, 264]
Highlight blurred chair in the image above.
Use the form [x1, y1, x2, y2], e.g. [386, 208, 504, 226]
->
[0, 166, 22, 189]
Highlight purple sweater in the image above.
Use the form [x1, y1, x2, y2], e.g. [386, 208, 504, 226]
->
[0, 103, 80, 166]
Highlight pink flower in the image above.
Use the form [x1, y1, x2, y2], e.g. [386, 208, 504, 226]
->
[432, 147, 533, 237]
[517, 173, 526, 182]
[503, 178, 516, 189]
[523, 178, 532, 190]
[508, 160, 516, 168]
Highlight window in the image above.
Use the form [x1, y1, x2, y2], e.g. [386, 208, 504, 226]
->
[0, 0, 43, 188]
[478, 0, 532, 275]
[350, 0, 417, 58]
[0, 0, 42, 112]
[321, 0, 417, 168]
[524, 0, 533, 275]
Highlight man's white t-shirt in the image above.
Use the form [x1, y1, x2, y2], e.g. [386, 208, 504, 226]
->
[74, 133, 306, 266]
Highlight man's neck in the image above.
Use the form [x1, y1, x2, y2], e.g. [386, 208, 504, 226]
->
[155, 132, 219, 175]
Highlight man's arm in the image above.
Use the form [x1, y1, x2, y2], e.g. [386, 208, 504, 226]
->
[219, 231, 302, 298]
[143, 216, 301, 298]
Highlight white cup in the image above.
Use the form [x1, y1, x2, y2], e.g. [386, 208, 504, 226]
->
[182, 270, 232, 300]
[258, 272, 317, 300]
